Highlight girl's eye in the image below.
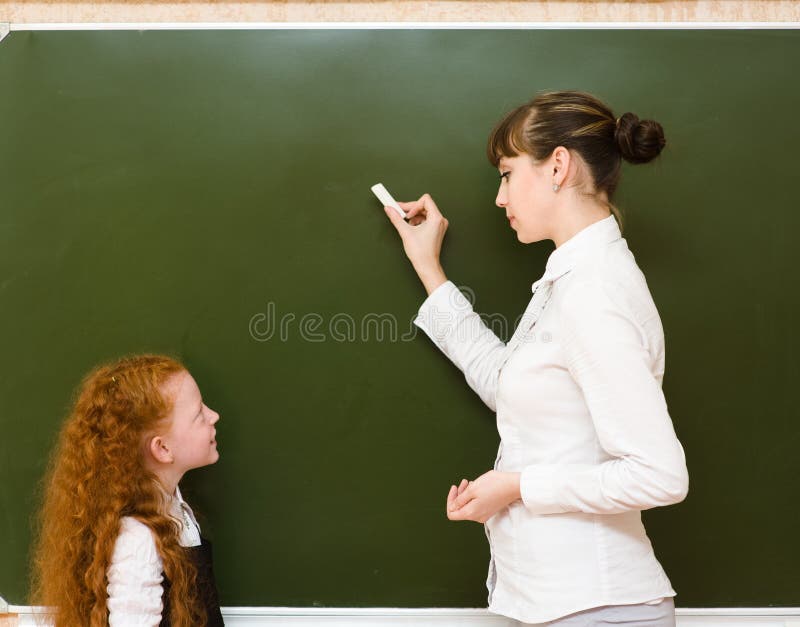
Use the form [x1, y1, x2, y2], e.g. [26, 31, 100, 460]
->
[500, 171, 510, 181]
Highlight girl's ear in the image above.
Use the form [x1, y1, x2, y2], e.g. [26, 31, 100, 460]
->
[147, 435, 173, 464]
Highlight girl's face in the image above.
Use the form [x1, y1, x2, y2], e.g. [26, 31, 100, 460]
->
[162, 371, 220, 474]
[495, 154, 554, 244]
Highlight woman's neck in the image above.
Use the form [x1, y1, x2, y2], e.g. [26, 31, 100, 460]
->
[551, 198, 612, 248]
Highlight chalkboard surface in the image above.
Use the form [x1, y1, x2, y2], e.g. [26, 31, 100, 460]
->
[1, 29, 798, 607]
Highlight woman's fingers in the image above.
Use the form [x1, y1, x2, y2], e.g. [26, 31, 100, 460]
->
[399, 193, 443, 221]
[418, 193, 442, 217]
[383, 206, 410, 233]
[452, 483, 475, 511]
[447, 500, 473, 521]
[393, 194, 448, 231]
[398, 201, 424, 220]
[446, 485, 461, 520]
[448, 480, 483, 522]
[446, 485, 458, 514]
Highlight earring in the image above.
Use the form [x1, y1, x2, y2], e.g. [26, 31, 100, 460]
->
[552, 183, 560, 192]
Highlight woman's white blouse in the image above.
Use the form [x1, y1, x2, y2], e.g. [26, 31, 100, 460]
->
[414, 215, 689, 624]
[106, 487, 202, 626]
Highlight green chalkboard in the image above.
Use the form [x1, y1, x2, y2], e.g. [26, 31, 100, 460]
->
[1, 28, 798, 608]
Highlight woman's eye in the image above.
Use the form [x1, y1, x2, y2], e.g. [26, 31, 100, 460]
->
[500, 171, 510, 181]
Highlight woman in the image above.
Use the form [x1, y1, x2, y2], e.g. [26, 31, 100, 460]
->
[383, 91, 689, 626]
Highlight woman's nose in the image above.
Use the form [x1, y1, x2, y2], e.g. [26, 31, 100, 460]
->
[209, 409, 220, 424]
[495, 187, 507, 208]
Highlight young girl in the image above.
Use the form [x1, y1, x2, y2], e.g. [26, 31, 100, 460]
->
[383, 91, 689, 625]
[31, 354, 224, 626]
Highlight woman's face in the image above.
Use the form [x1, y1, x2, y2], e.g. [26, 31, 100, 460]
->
[495, 154, 554, 244]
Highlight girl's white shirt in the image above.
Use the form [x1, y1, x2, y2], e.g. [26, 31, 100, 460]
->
[106, 486, 202, 626]
[414, 215, 689, 624]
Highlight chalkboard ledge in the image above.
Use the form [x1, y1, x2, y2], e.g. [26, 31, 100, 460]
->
[2, 605, 800, 626]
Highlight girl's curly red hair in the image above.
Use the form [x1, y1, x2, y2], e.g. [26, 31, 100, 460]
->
[30, 354, 206, 626]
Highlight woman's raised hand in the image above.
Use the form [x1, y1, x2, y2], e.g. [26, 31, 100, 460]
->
[383, 193, 449, 295]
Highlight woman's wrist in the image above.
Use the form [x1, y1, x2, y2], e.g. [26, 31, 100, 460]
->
[504, 472, 522, 503]
[416, 263, 448, 295]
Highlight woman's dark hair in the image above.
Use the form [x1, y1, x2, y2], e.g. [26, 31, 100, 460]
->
[487, 90, 666, 230]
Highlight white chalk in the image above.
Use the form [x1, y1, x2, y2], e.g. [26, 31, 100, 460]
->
[371, 183, 407, 220]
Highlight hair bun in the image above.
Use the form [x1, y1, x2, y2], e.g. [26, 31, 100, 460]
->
[614, 112, 666, 164]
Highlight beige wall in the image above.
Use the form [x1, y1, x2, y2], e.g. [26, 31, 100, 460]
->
[1, 1, 798, 24]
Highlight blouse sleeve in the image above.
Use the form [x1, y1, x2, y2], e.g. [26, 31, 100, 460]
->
[107, 517, 164, 627]
[414, 281, 507, 412]
[520, 278, 689, 515]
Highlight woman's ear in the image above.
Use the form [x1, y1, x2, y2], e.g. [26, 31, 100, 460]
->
[147, 435, 174, 464]
[551, 146, 571, 187]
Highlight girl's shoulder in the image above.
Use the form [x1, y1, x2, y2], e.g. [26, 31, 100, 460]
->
[111, 516, 162, 568]
[118, 515, 154, 535]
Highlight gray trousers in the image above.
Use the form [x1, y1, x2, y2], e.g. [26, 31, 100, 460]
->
[520, 598, 676, 627]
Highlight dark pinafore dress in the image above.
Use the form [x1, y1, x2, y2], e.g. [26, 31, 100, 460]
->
[159, 537, 225, 627]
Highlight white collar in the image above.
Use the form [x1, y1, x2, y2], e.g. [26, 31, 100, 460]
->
[534, 215, 621, 291]
[170, 485, 201, 533]
[174, 484, 186, 505]
[171, 486, 203, 547]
